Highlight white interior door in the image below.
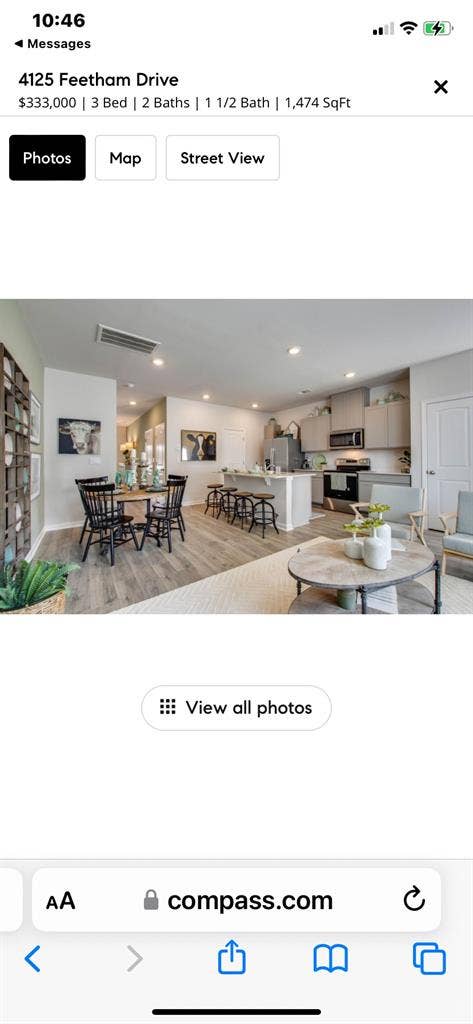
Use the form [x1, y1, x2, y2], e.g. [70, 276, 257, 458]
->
[425, 396, 473, 529]
[222, 427, 246, 470]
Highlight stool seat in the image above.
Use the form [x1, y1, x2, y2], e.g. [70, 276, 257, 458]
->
[221, 486, 238, 493]
[234, 490, 252, 497]
[204, 482, 224, 517]
[249, 493, 279, 539]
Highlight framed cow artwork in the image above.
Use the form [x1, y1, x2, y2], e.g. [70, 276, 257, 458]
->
[180, 430, 216, 462]
[58, 418, 102, 455]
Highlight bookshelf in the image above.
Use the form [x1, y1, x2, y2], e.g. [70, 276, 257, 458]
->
[1, 343, 31, 567]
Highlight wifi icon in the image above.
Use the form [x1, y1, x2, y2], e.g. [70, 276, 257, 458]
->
[400, 20, 418, 34]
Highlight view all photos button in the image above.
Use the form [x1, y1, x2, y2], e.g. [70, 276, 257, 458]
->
[9, 135, 86, 181]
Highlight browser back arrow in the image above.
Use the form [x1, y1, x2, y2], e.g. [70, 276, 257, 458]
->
[126, 945, 143, 972]
[25, 945, 41, 972]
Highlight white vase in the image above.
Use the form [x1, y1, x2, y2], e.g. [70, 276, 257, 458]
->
[363, 531, 387, 571]
[377, 519, 392, 561]
[344, 537, 364, 560]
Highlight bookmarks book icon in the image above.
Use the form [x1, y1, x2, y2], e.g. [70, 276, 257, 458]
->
[313, 944, 349, 972]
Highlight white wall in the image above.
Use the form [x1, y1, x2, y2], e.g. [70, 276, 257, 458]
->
[410, 351, 473, 487]
[166, 396, 267, 505]
[44, 368, 117, 528]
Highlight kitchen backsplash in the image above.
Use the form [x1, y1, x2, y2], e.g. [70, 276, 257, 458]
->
[303, 448, 407, 473]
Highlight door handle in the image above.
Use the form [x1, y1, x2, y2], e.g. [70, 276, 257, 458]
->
[426, 470, 436, 475]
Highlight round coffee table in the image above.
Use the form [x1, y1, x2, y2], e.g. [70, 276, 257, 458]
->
[287, 539, 441, 615]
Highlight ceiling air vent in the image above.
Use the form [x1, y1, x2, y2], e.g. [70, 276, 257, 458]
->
[96, 324, 161, 356]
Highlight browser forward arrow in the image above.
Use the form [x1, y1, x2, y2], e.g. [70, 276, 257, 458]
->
[126, 945, 143, 972]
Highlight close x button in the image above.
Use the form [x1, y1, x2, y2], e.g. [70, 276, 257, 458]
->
[9, 135, 86, 181]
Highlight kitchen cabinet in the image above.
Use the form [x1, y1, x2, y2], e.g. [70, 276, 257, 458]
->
[387, 400, 410, 448]
[300, 416, 330, 452]
[311, 474, 324, 505]
[330, 388, 368, 431]
[358, 472, 411, 504]
[364, 400, 410, 449]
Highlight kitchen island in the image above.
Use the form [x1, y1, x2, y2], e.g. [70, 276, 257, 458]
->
[222, 471, 316, 531]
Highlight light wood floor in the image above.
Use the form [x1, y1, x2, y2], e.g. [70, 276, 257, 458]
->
[36, 504, 472, 614]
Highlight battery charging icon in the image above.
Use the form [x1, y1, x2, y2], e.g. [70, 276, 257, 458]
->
[423, 21, 452, 35]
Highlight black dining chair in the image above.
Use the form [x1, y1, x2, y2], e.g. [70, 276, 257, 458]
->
[75, 475, 108, 545]
[79, 482, 139, 566]
[152, 474, 188, 534]
[141, 478, 187, 553]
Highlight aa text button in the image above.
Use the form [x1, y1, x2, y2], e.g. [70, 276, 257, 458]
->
[166, 135, 280, 180]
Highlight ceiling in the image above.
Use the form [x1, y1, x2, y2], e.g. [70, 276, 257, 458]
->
[18, 300, 472, 426]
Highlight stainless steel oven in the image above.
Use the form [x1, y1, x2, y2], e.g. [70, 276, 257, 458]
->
[323, 458, 371, 512]
[329, 429, 364, 449]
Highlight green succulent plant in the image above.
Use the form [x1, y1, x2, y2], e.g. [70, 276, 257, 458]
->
[368, 502, 390, 514]
[363, 517, 384, 531]
[343, 520, 369, 534]
[0, 560, 78, 612]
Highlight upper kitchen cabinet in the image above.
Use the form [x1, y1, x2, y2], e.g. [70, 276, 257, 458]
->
[300, 415, 330, 451]
[330, 387, 368, 431]
[365, 399, 411, 448]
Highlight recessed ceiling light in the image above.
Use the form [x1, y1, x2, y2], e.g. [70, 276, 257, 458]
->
[129, 400, 137, 406]
[251, 402, 259, 409]
[344, 371, 356, 379]
[298, 388, 312, 395]
[202, 394, 210, 401]
[152, 357, 164, 367]
[288, 346, 301, 356]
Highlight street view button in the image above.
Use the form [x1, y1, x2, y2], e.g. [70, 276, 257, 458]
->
[9, 135, 86, 180]
[166, 135, 280, 180]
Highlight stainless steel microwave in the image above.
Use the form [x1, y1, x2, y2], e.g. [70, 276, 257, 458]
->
[329, 429, 364, 449]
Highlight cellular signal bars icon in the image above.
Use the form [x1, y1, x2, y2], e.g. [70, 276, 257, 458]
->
[373, 22, 395, 36]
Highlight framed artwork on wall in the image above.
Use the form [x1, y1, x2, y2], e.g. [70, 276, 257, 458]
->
[181, 430, 217, 462]
[58, 418, 101, 455]
[30, 392, 41, 445]
[31, 453, 41, 501]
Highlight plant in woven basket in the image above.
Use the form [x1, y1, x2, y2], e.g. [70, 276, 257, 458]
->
[0, 560, 78, 612]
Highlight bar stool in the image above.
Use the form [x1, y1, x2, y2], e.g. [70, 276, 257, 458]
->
[218, 486, 238, 522]
[249, 493, 279, 539]
[231, 491, 254, 529]
[205, 483, 223, 517]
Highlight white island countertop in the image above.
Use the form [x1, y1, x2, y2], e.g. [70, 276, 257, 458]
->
[223, 471, 316, 531]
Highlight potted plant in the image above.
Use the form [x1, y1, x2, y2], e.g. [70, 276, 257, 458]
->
[343, 520, 367, 559]
[362, 518, 387, 570]
[0, 560, 78, 615]
[398, 449, 411, 474]
[368, 502, 392, 559]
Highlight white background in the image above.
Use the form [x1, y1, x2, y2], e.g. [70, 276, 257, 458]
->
[0, 617, 471, 860]
[0, 0, 472, 297]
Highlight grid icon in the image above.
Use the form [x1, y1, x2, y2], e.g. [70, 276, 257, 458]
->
[159, 697, 176, 715]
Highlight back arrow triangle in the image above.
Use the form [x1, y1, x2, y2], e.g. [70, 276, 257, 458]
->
[25, 945, 41, 972]
[15, 40, 24, 47]
[126, 945, 143, 972]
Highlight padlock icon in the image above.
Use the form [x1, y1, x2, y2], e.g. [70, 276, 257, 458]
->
[144, 889, 159, 910]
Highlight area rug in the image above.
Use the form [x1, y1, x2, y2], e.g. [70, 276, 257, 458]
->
[115, 538, 473, 615]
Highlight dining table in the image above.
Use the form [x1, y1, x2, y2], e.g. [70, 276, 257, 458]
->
[114, 486, 169, 530]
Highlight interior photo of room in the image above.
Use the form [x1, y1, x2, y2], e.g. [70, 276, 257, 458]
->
[1, 299, 472, 615]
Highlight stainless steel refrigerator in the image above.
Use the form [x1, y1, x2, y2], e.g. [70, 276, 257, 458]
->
[264, 437, 302, 471]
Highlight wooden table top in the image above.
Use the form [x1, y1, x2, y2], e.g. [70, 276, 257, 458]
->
[288, 538, 436, 591]
[114, 487, 168, 502]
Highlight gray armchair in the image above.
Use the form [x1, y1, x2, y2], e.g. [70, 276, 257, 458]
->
[439, 491, 473, 575]
[351, 484, 427, 545]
